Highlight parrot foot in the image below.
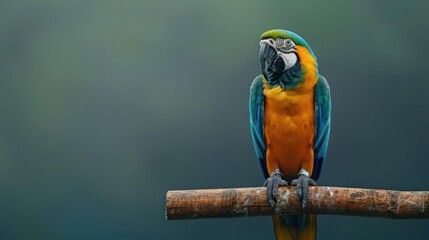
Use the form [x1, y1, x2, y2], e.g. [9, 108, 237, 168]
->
[291, 173, 317, 210]
[263, 169, 288, 208]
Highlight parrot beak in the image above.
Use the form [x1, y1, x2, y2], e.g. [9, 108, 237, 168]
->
[259, 42, 271, 81]
[259, 42, 275, 72]
[259, 42, 267, 63]
[259, 42, 285, 82]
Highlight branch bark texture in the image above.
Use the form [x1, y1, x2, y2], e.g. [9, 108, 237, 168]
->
[166, 186, 429, 220]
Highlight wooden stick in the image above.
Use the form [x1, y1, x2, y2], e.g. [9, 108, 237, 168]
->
[165, 186, 429, 220]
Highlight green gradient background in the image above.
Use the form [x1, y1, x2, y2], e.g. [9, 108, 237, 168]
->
[1, 0, 428, 239]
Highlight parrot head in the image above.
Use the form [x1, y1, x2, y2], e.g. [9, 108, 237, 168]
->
[259, 29, 318, 89]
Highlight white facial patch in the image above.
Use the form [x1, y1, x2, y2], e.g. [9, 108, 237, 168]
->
[278, 52, 297, 71]
[260, 38, 297, 72]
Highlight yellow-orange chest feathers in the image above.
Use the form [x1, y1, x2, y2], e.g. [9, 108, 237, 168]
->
[263, 46, 318, 178]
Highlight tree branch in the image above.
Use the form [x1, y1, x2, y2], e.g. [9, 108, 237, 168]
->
[165, 186, 429, 220]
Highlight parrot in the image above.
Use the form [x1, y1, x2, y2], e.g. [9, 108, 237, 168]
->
[249, 29, 331, 240]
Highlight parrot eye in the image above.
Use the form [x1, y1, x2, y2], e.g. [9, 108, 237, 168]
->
[272, 38, 295, 50]
[284, 39, 296, 49]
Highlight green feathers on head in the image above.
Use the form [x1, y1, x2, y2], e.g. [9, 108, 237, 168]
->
[260, 29, 316, 58]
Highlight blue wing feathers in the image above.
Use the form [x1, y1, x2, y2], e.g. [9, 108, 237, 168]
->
[313, 75, 331, 181]
[249, 75, 269, 179]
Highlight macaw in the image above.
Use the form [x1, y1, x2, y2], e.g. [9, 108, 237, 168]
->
[249, 29, 331, 240]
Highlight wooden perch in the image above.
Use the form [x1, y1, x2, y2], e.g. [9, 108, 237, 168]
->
[166, 186, 429, 220]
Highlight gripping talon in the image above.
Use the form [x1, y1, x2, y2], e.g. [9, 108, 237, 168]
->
[291, 174, 317, 209]
[263, 169, 288, 208]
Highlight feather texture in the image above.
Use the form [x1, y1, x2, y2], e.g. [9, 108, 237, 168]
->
[313, 75, 331, 181]
[249, 75, 268, 178]
[250, 29, 331, 240]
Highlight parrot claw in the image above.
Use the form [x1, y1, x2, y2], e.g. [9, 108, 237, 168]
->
[291, 174, 317, 210]
[264, 169, 288, 208]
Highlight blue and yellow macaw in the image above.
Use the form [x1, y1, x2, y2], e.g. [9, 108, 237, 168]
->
[249, 29, 331, 240]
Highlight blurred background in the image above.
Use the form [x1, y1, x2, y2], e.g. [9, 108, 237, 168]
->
[1, 0, 428, 239]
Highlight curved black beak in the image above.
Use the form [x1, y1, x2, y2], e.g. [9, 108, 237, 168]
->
[259, 42, 285, 82]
